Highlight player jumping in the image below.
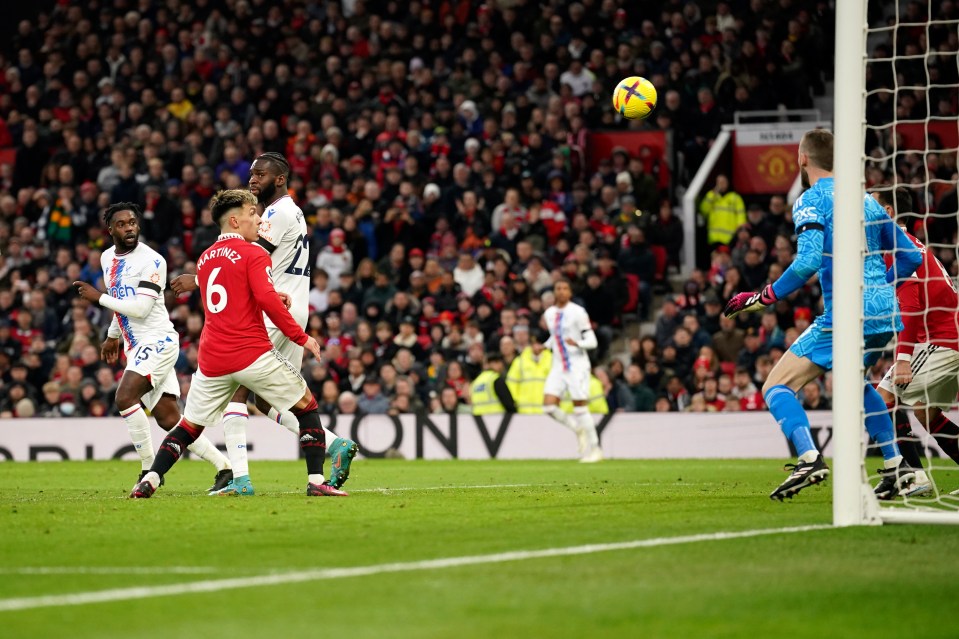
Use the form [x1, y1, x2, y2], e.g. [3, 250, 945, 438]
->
[541, 278, 603, 463]
[172, 153, 357, 495]
[724, 129, 923, 500]
[131, 190, 346, 498]
[74, 203, 232, 492]
[873, 186, 959, 497]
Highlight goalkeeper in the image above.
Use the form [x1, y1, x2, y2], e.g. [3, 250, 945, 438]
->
[724, 129, 923, 501]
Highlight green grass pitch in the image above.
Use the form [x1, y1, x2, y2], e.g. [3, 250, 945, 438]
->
[1, 459, 957, 638]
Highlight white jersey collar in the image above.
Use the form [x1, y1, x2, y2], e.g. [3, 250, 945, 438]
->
[217, 233, 244, 241]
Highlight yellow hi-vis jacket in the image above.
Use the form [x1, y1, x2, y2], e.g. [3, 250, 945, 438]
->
[699, 189, 746, 245]
[560, 375, 610, 415]
[470, 370, 505, 415]
[506, 347, 553, 414]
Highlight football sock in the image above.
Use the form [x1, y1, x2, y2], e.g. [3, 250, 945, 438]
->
[543, 404, 580, 433]
[928, 413, 959, 464]
[888, 402, 924, 469]
[267, 406, 339, 449]
[294, 396, 326, 483]
[864, 384, 900, 463]
[121, 405, 154, 470]
[150, 420, 202, 479]
[764, 384, 817, 459]
[267, 406, 299, 435]
[222, 402, 250, 479]
[573, 406, 599, 447]
[187, 435, 231, 472]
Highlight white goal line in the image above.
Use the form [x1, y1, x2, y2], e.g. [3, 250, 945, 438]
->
[0, 524, 830, 613]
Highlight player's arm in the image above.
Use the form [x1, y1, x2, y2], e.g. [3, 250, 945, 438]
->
[567, 310, 598, 350]
[74, 261, 161, 319]
[493, 375, 517, 413]
[894, 282, 922, 363]
[880, 219, 923, 284]
[725, 206, 824, 318]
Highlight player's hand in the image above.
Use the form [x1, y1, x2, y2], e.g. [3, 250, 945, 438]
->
[73, 280, 102, 304]
[101, 337, 121, 364]
[723, 284, 777, 318]
[278, 291, 292, 309]
[171, 274, 198, 295]
[565, 337, 579, 347]
[892, 359, 914, 386]
[303, 336, 322, 360]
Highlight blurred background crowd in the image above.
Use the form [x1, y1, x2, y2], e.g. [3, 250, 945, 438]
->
[0, 0, 955, 419]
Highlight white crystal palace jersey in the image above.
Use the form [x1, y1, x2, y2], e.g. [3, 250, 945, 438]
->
[542, 302, 593, 372]
[257, 194, 310, 329]
[101, 243, 177, 351]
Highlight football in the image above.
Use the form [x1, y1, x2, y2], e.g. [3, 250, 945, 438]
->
[612, 76, 657, 120]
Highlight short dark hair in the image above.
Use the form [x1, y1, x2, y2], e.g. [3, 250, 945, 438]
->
[254, 152, 291, 181]
[103, 202, 142, 226]
[800, 129, 833, 172]
[210, 189, 257, 227]
[872, 185, 914, 217]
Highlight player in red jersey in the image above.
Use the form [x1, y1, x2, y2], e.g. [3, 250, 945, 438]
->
[131, 190, 347, 498]
[873, 187, 959, 496]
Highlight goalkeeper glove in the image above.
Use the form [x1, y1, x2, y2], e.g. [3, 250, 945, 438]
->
[723, 284, 777, 318]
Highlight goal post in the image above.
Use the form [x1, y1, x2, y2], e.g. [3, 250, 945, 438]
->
[832, 0, 871, 527]
[833, 0, 959, 526]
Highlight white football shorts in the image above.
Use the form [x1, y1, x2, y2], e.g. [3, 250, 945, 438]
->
[544, 365, 590, 402]
[879, 343, 959, 408]
[126, 336, 180, 411]
[267, 325, 305, 369]
[184, 348, 308, 427]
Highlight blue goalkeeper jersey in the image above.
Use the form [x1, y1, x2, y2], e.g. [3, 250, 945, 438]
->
[782, 177, 914, 336]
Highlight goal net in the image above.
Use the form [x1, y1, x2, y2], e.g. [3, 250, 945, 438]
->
[834, 0, 959, 525]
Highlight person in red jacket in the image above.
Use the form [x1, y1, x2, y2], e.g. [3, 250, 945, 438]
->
[131, 190, 346, 498]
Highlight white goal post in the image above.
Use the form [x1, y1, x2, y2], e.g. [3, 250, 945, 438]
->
[833, 0, 959, 526]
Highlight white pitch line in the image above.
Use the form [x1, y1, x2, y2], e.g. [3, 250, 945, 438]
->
[0, 524, 831, 612]
[0, 567, 221, 576]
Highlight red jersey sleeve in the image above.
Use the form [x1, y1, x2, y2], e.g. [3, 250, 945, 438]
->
[248, 249, 309, 346]
[895, 280, 922, 360]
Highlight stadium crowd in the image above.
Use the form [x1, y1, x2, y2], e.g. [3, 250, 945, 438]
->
[0, 0, 953, 419]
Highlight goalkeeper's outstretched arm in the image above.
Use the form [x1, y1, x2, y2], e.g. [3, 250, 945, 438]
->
[724, 227, 824, 318]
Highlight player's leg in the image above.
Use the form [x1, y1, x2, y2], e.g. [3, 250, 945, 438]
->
[876, 380, 931, 495]
[114, 369, 156, 478]
[237, 349, 346, 496]
[267, 327, 358, 486]
[762, 336, 830, 500]
[131, 371, 236, 498]
[569, 368, 601, 463]
[906, 347, 959, 465]
[150, 393, 233, 492]
[917, 405, 959, 465]
[543, 368, 582, 450]
[215, 385, 256, 495]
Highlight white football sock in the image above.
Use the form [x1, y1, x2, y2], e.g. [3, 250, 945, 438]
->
[543, 404, 579, 433]
[308, 473, 325, 485]
[267, 406, 299, 435]
[223, 402, 250, 478]
[574, 407, 599, 448]
[269, 406, 340, 449]
[121, 405, 154, 470]
[187, 435, 231, 472]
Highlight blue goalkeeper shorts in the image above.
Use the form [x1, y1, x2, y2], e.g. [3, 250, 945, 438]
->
[789, 319, 892, 370]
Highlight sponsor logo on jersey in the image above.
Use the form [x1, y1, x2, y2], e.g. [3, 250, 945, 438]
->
[109, 284, 137, 299]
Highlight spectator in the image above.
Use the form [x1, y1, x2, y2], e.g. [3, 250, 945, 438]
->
[730, 367, 764, 411]
[624, 364, 657, 412]
[699, 174, 746, 250]
[802, 381, 832, 411]
[357, 377, 390, 415]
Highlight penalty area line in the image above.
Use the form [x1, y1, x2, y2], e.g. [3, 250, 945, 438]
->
[0, 524, 831, 612]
